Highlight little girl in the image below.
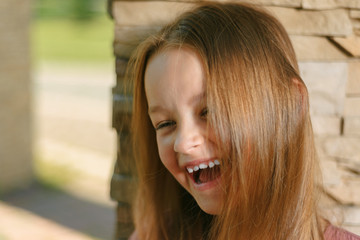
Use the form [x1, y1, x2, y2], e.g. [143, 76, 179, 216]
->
[127, 2, 360, 240]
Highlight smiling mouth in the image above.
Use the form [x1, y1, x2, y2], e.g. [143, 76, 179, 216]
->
[186, 160, 221, 184]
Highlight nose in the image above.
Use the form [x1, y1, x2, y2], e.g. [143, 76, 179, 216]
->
[173, 121, 204, 154]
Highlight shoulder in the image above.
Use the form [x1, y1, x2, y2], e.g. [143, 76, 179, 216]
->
[324, 225, 360, 240]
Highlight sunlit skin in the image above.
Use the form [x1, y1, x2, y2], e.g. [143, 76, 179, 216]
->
[144, 48, 223, 215]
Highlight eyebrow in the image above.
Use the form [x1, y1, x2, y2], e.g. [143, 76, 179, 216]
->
[148, 92, 206, 115]
[148, 105, 167, 115]
[191, 92, 206, 105]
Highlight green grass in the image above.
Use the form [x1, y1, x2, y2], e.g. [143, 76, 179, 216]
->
[34, 156, 76, 190]
[32, 15, 114, 63]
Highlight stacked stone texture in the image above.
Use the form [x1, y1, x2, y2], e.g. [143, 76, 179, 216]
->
[0, 0, 33, 192]
[109, 0, 360, 239]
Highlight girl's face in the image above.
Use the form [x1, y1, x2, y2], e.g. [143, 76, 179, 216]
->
[145, 48, 223, 215]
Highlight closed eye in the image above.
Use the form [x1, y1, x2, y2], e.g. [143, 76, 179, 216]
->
[200, 107, 208, 118]
[155, 121, 176, 130]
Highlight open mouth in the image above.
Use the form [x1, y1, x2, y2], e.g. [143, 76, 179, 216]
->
[186, 160, 221, 184]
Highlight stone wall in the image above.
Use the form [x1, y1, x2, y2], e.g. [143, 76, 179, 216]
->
[0, 0, 33, 192]
[108, 0, 360, 239]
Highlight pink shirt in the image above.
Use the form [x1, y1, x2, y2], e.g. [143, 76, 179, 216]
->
[324, 225, 360, 240]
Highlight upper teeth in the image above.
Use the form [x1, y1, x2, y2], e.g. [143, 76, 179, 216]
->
[186, 160, 220, 173]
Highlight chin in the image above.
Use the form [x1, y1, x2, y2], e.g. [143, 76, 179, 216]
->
[197, 199, 221, 215]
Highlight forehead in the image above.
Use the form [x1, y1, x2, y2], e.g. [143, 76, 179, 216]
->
[144, 48, 205, 104]
[145, 47, 204, 82]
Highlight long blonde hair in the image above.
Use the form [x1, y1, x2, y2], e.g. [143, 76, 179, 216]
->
[128, 2, 323, 240]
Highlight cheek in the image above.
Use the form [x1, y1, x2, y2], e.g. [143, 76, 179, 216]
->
[156, 135, 176, 170]
[157, 135, 188, 189]
[205, 126, 218, 153]
[207, 127, 217, 144]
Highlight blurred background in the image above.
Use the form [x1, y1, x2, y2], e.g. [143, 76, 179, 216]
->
[1, 0, 360, 239]
[0, 0, 117, 239]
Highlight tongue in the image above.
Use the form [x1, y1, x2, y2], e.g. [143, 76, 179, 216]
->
[196, 166, 220, 184]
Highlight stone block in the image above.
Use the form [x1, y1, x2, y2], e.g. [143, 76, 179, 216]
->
[351, 10, 360, 19]
[319, 157, 341, 187]
[332, 35, 360, 57]
[252, 0, 301, 6]
[346, 61, 360, 96]
[114, 42, 137, 59]
[344, 206, 360, 225]
[314, 136, 328, 159]
[112, 1, 194, 27]
[355, 27, 360, 36]
[116, 222, 134, 239]
[326, 177, 360, 205]
[353, 19, 360, 31]
[302, 0, 360, 10]
[268, 7, 352, 36]
[111, 2, 353, 36]
[115, 57, 129, 78]
[312, 116, 341, 136]
[290, 36, 347, 61]
[338, 161, 360, 178]
[117, 203, 133, 223]
[112, 95, 132, 132]
[113, 25, 161, 58]
[112, 0, 302, 7]
[110, 174, 135, 203]
[324, 137, 360, 163]
[299, 62, 348, 116]
[344, 117, 360, 136]
[114, 26, 160, 44]
[353, 22, 360, 36]
[344, 97, 360, 117]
